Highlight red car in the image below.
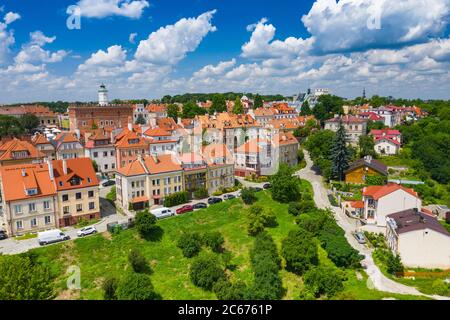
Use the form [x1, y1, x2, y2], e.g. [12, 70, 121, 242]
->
[176, 205, 194, 215]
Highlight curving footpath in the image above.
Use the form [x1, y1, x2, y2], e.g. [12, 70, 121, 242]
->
[295, 150, 449, 300]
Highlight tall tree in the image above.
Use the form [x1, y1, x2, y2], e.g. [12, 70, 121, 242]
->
[358, 135, 376, 157]
[0, 115, 24, 137]
[20, 114, 40, 133]
[232, 97, 244, 114]
[300, 100, 312, 116]
[330, 120, 351, 181]
[135, 114, 146, 125]
[270, 164, 301, 203]
[210, 94, 227, 114]
[167, 104, 179, 121]
[253, 94, 263, 109]
[0, 255, 55, 300]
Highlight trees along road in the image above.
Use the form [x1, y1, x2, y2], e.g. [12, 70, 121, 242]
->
[296, 150, 449, 300]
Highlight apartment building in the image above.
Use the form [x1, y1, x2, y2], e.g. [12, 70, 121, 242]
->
[84, 130, 116, 175]
[115, 129, 150, 168]
[0, 138, 46, 166]
[386, 209, 450, 269]
[52, 132, 85, 160]
[179, 153, 208, 197]
[362, 184, 422, 227]
[116, 154, 183, 210]
[278, 132, 299, 167]
[370, 129, 402, 155]
[143, 127, 179, 155]
[202, 144, 235, 194]
[324, 115, 368, 146]
[0, 162, 58, 236]
[32, 134, 56, 160]
[52, 158, 100, 227]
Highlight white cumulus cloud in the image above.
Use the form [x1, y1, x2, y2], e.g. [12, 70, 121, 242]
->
[135, 10, 217, 65]
[302, 0, 450, 53]
[4, 12, 20, 25]
[76, 0, 149, 19]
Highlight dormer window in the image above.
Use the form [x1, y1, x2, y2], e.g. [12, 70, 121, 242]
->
[13, 151, 29, 159]
[26, 188, 38, 196]
[69, 176, 82, 186]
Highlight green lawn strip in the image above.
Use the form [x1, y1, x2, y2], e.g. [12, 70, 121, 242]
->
[15, 233, 38, 240]
[373, 250, 449, 297]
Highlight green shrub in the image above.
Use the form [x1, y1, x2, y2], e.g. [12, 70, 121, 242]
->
[106, 186, 116, 203]
[202, 232, 225, 253]
[193, 188, 209, 199]
[128, 248, 150, 274]
[134, 210, 158, 239]
[431, 279, 450, 296]
[281, 228, 319, 275]
[386, 253, 404, 276]
[213, 279, 247, 300]
[246, 205, 277, 236]
[177, 232, 202, 258]
[303, 266, 345, 298]
[366, 175, 387, 186]
[241, 187, 257, 205]
[288, 202, 302, 216]
[270, 164, 301, 203]
[116, 273, 159, 300]
[164, 191, 189, 207]
[190, 253, 226, 291]
[102, 277, 118, 300]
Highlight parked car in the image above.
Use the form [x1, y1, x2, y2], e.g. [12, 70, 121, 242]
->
[38, 229, 70, 246]
[193, 202, 208, 210]
[102, 180, 116, 187]
[223, 194, 236, 200]
[0, 230, 7, 240]
[208, 197, 223, 205]
[251, 187, 263, 192]
[176, 205, 194, 215]
[77, 226, 97, 237]
[353, 232, 366, 244]
[150, 207, 175, 219]
[263, 183, 272, 189]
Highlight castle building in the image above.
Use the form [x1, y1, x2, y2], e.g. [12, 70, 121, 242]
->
[68, 84, 133, 131]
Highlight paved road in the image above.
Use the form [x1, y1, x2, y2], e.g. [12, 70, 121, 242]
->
[296, 150, 449, 300]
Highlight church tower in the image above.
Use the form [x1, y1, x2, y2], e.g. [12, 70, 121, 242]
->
[98, 83, 109, 106]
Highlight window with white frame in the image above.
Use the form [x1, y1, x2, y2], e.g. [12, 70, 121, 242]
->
[14, 205, 22, 214]
[44, 215, 51, 224]
[16, 220, 23, 229]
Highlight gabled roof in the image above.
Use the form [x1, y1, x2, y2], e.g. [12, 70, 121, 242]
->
[32, 134, 52, 145]
[117, 158, 147, 176]
[387, 209, 449, 237]
[0, 138, 45, 161]
[53, 132, 81, 149]
[235, 138, 270, 153]
[278, 132, 299, 146]
[202, 144, 234, 166]
[157, 118, 178, 131]
[115, 130, 149, 149]
[0, 163, 57, 201]
[370, 128, 401, 137]
[144, 127, 172, 137]
[363, 183, 419, 200]
[374, 137, 401, 146]
[52, 158, 99, 191]
[144, 154, 182, 174]
[345, 157, 388, 176]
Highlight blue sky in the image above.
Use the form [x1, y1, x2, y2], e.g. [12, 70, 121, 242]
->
[0, 0, 449, 103]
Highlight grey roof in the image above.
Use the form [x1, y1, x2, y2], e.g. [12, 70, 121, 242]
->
[388, 209, 450, 237]
[345, 158, 388, 176]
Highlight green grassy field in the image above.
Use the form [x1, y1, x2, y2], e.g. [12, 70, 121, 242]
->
[29, 185, 429, 300]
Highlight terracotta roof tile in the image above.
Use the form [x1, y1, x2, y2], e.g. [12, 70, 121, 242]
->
[363, 183, 418, 200]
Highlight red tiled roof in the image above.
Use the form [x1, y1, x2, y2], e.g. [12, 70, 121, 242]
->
[326, 115, 367, 124]
[0, 163, 57, 201]
[52, 158, 99, 191]
[0, 138, 45, 161]
[144, 127, 172, 137]
[363, 184, 418, 200]
[115, 131, 149, 149]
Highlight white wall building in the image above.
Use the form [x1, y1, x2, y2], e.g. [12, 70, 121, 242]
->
[386, 209, 450, 269]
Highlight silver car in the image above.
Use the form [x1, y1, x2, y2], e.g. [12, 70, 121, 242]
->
[353, 232, 366, 244]
[77, 226, 98, 237]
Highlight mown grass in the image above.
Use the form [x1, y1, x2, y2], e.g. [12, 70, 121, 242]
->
[28, 181, 428, 300]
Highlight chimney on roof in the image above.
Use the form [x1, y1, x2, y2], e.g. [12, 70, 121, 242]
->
[152, 153, 159, 163]
[62, 159, 68, 175]
[127, 116, 132, 131]
[46, 158, 54, 181]
[21, 169, 26, 177]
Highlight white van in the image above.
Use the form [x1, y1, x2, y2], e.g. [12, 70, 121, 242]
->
[150, 207, 175, 219]
[38, 229, 70, 246]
